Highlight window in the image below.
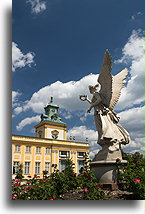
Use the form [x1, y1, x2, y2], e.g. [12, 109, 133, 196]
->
[26, 146, 31, 153]
[59, 151, 69, 157]
[24, 162, 30, 174]
[35, 162, 40, 174]
[45, 162, 50, 173]
[15, 145, 20, 152]
[38, 131, 42, 138]
[36, 147, 41, 153]
[59, 160, 66, 171]
[46, 147, 50, 154]
[78, 160, 84, 172]
[13, 162, 19, 174]
[77, 152, 85, 158]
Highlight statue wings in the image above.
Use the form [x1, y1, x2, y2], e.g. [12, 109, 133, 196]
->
[98, 49, 128, 110]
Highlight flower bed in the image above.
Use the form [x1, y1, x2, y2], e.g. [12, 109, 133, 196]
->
[12, 152, 144, 200]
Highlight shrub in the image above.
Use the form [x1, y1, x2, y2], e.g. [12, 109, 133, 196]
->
[77, 155, 104, 200]
[15, 163, 23, 180]
[12, 158, 105, 200]
[117, 151, 144, 199]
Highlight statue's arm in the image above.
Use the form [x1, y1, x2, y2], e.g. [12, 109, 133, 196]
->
[86, 98, 92, 104]
[87, 93, 102, 113]
[90, 94, 102, 107]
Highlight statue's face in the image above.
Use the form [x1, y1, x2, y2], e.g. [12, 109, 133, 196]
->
[89, 87, 95, 94]
[89, 83, 100, 94]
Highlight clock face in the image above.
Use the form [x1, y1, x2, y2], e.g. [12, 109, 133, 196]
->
[51, 130, 59, 139]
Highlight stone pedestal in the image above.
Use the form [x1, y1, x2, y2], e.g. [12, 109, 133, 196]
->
[90, 160, 127, 184]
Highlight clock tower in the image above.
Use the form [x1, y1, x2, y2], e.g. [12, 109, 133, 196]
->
[35, 97, 67, 140]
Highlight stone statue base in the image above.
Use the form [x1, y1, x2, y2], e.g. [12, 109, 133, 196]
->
[90, 160, 127, 184]
[92, 146, 122, 161]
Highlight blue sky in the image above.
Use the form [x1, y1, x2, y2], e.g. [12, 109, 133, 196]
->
[12, 0, 143, 158]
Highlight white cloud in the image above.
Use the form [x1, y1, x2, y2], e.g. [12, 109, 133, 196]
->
[131, 12, 143, 21]
[115, 30, 143, 110]
[67, 126, 98, 147]
[67, 126, 101, 160]
[13, 73, 99, 114]
[131, 15, 135, 20]
[13, 29, 144, 156]
[14, 106, 24, 115]
[27, 0, 46, 14]
[118, 107, 143, 154]
[59, 109, 73, 120]
[16, 115, 40, 131]
[118, 106, 143, 135]
[12, 91, 21, 106]
[90, 149, 100, 160]
[13, 30, 143, 116]
[12, 42, 35, 72]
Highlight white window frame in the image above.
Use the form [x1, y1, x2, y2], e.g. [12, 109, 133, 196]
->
[36, 147, 41, 154]
[46, 147, 50, 154]
[77, 160, 84, 173]
[26, 146, 31, 153]
[77, 152, 85, 158]
[45, 162, 50, 173]
[15, 145, 20, 152]
[35, 162, 40, 174]
[13, 161, 19, 174]
[59, 151, 69, 157]
[59, 160, 66, 171]
[24, 162, 30, 174]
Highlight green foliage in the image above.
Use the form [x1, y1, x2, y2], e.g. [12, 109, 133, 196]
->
[12, 178, 57, 200]
[15, 163, 23, 179]
[12, 152, 144, 200]
[76, 154, 104, 200]
[117, 151, 144, 199]
[12, 158, 104, 200]
[62, 158, 78, 191]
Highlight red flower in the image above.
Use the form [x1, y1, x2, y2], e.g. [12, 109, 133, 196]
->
[97, 185, 101, 189]
[23, 190, 27, 194]
[49, 198, 54, 200]
[34, 174, 38, 178]
[15, 179, 19, 182]
[83, 173, 88, 177]
[27, 186, 32, 189]
[25, 182, 29, 184]
[13, 182, 20, 186]
[134, 178, 141, 182]
[12, 194, 18, 200]
[42, 179, 46, 182]
[83, 187, 88, 192]
[88, 176, 92, 180]
[116, 158, 121, 162]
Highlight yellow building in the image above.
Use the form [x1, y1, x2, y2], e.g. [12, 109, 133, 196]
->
[12, 97, 90, 179]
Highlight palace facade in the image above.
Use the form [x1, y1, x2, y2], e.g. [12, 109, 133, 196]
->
[12, 98, 90, 179]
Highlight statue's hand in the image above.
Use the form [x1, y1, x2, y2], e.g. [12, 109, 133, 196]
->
[87, 108, 91, 113]
[80, 95, 87, 101]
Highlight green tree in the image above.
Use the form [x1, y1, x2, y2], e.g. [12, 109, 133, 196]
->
[15, 163, 23, 180]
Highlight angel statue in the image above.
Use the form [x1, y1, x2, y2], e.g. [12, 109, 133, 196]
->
[80, 50, 130, 161]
